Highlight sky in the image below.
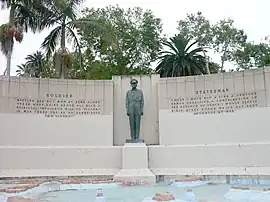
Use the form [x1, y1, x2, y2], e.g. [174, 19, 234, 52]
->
[0, 0, 269, 75]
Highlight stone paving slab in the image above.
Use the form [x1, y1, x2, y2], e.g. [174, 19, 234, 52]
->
[0, 176, 114, 194]
[6, 196, 48, 202]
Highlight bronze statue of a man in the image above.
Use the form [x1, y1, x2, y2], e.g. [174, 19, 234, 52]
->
[125, 79, 144, 141]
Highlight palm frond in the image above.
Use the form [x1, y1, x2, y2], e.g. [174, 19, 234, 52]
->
[69, 0, 84, 9]
[41, 26, 62, 57]
[66, 26, 80, 50]
[16, 63, 31, 77]
[70, 18, 106, 31]
[72, 18, 118, 50]
[65, 24, 82, 67]
[158, 51, 176, 57]
[186, 47, 205, 57]
[0, 37, 13, 56]
[36, 0, 61, 30]
[62, 0, 84, 20]
[0, 0, 11, 9]
[155, 34, 207, 77]
[23, 51, 45, 77]
[171, 35, 186, 54]
[161, 40, 179, 55]
[14, 3, 40, 33]
[185, 40, 199, 53]
[25, 51, 44, 64]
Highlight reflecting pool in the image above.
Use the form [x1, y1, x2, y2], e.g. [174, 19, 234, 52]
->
[38, 183, 235, 202]
[2, 180, 270, 202]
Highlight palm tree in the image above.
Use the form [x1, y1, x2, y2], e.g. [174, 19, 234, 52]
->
[16, 63, 31, 76]
[155, 34, 208, 77]
[16, 51, 54, 77]
[24, 51, 45, 77]
[38, 0, 108, 79]
[0, 0, 42, 76]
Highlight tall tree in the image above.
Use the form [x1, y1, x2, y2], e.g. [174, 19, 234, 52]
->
[177, 12, 214, 74]
[177, 12, 249, 71]
[0, 0, 42, 76]
[211, 18, 247, 71]
[79, 5, 164, 75]
[233, 41, 270, 69]
[38, 0, 107, 79]
[155, 34, 207, 77]
[177, 11, 212, 47]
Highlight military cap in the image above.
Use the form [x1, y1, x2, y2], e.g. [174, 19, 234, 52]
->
[130, 79, 138, 84]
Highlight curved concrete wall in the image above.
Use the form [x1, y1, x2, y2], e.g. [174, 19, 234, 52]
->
[1, 68, 270, 177]
[158, 68, 270, 145]
[0, 77, 113, 146]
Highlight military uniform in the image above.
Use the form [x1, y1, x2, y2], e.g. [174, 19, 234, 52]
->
[125, 83, 144, 140]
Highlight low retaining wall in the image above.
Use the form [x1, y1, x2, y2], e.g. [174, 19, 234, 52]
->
[1, 143, 270, 177]
[149, 143, 270, 175]
[0, 147, 122, 177]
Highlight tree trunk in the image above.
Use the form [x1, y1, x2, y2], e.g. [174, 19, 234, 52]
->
[220, 44, 229, 72]
[6, 6, 15, 77]
[6, 51, 12, 76]
[203, 50, 210, 74]
[60, 24, 66, 49]
[220, 52, 226, 72]
[60, 23, 66, 79]
[206, 56, 210, 74]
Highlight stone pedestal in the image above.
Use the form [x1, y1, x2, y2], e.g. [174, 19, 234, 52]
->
[113, 143, 156, 184]
[126, 139, 144, 143]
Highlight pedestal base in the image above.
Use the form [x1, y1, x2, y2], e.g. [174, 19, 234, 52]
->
[114, 169, 156, 184]
[126, 139, 144, 143]
[113, 143, 156, 184]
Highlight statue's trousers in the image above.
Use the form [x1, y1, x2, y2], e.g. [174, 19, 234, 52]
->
[129, 114, 141, 139]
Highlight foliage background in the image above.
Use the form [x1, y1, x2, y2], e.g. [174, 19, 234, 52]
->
[0, 1, 270, 78]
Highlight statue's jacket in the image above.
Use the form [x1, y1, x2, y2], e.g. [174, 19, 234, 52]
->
[125, 89, 144, 115]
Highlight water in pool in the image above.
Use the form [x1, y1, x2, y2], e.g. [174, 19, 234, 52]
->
[38, 183, 233, 202]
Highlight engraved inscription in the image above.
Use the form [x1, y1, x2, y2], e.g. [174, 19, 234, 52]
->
[46, 93, 73, 98]
[170, 91, 258, 115]
[15, 95, 102, 117]
[196, 88, 229, 94]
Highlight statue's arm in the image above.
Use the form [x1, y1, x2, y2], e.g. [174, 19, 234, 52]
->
[125, 91, 129, 114]
[140, 90, 144, 113]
